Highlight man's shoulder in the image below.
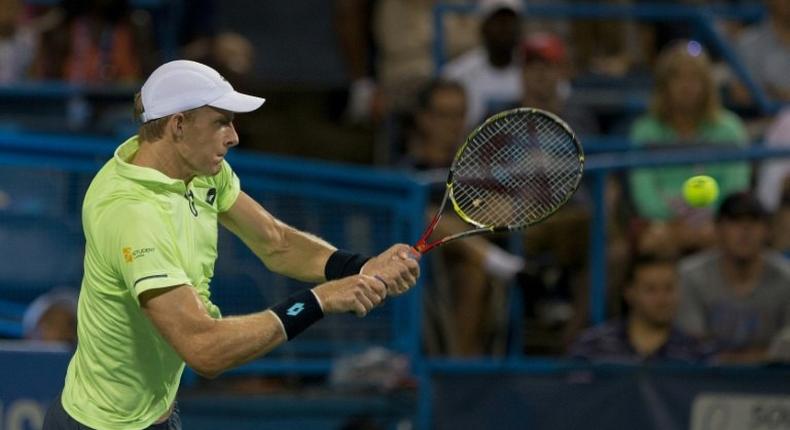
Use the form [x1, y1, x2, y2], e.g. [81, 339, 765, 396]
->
[764, 252, 790, 281]
[571, 321, 625, 350]
[577, 320, 623, 340]
[679, 250, 719, 278]
[84, 171, 162, 227]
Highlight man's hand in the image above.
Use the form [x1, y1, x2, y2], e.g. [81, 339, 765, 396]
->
[360, 244, 420, 296]
[312, 274, 387, 317]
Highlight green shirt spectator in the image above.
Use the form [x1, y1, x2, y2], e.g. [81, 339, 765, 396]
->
[628, 111, 751, 220]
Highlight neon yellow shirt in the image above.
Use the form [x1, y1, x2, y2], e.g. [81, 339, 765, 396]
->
[61, 136, 240, 429]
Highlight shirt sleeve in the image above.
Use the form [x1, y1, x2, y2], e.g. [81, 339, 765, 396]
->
[107, 201, 192, 303]
[215, 160, 241, 213]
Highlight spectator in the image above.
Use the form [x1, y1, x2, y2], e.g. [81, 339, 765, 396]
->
[335, 0, 478, 126]
[568, 254, 708, 363]
[757, 107, 790, 212]
[333, 0, 381, 123]
[519, 31, 599, 136]
[398, 79, 524, 356]
[628, 40, 750, 254]
[22, 289, 78, 345]
[731, 0, 790, 104]
[677, 191, 790, 364]
[516, 31, 600, 349]
[441, 0, 523, 129]
[371, 0, 477, 116]
[569, 0, 645, 77]
[34, 0, 156, 83]
[0, 0, 39, 82]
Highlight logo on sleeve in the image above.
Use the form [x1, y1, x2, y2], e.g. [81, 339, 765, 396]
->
[206, 188, 217, 205]
[122, 247, 155, 263]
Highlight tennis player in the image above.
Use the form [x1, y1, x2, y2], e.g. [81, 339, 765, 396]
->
[43, 60, 420, 429]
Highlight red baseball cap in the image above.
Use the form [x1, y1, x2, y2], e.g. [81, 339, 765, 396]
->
[521, 32, 567, 64]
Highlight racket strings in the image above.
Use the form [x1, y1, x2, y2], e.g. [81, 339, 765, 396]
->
[451, 111, 582, 227]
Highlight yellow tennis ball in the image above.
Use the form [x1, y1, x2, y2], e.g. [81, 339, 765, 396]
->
[683, 175, 719, 207]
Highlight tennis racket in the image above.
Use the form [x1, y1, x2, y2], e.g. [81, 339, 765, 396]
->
[413, 107, 584, 254]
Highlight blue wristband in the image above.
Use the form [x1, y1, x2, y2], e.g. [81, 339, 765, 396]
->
[270, 289, 324, 340]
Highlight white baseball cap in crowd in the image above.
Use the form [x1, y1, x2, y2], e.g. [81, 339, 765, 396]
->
[479, 0, 524, 18]
[140, 60, 265, 123]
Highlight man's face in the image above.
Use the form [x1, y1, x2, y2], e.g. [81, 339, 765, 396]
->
[522, 60, 562, 102]
[417, 87, 467, 166]
[718, 217, 768, 262]
[626, 262, 679, 327]
[177, 107, 239, 177]
[667, 61, 706, 114]
[482, 10, 520, 58]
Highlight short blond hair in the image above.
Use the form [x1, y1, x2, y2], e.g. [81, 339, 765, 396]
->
[133, 92, 197, 142]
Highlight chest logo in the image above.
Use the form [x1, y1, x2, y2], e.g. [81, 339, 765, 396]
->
[185, 190, 198, 217]
[206, 188, 217, 205]
[123, 247, 155, 263]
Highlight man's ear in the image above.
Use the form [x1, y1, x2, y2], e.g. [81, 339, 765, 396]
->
[168, 113, 185, 141]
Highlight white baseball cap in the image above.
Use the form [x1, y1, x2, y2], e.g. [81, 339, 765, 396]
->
[140, 60, 265, 123]
[479, 0, 524, 18]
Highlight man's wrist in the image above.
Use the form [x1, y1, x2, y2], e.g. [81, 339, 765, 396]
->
[324, 249, 371, 280]
[270, 289, 324, 340]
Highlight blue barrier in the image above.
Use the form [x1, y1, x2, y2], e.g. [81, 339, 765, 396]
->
[424, 359, 790, 430]
[3, 345, 790, 430]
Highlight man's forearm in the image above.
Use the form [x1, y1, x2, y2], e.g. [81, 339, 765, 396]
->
[188, 310, 287, 378]
[255, 225, 336, 282]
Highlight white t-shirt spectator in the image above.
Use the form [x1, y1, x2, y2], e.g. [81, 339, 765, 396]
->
[0, 26, 36, 83]
[441, 47, 522, 129]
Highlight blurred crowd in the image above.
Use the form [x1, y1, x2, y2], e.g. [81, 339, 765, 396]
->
[3, 0, 790, 372]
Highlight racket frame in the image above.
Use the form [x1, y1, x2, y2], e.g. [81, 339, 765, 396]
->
[413, 107, 585, 254]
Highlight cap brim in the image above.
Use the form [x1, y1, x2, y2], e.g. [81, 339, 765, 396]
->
[209, 91, 265, 113]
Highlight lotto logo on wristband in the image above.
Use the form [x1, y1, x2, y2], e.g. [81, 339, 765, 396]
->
[287, 303, 305, 316]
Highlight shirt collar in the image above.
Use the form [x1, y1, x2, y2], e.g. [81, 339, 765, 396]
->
[114, 136, 187, 192]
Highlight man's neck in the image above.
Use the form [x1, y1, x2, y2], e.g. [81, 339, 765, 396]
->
[131, 139, 194, 183]
[722, 253, 764, 296]
[667, 114, 699, 139]
[627, 316, 670, 357]
[487, 51, 512, 69]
